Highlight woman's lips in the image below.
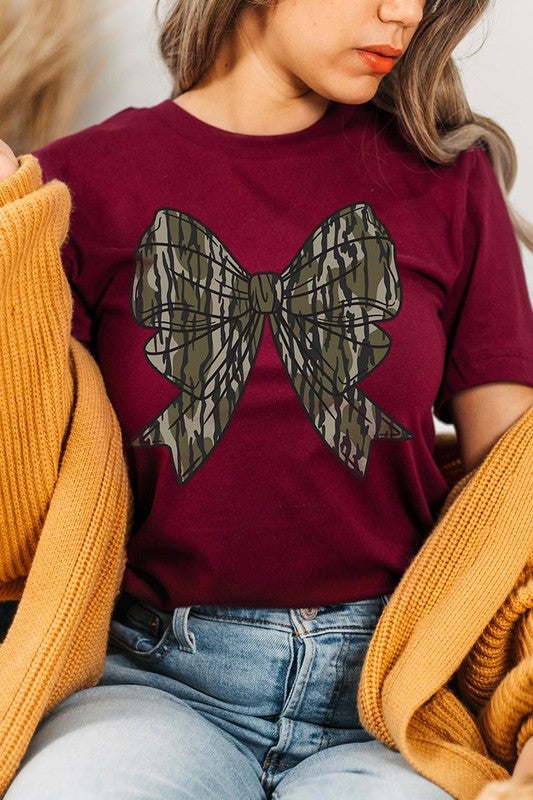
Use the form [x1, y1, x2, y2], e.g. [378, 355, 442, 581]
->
[356, 49, 398, 75]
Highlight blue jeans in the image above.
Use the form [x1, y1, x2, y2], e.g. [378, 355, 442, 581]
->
[6, 593, 452, 799]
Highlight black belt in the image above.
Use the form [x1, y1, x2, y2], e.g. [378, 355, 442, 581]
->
[112, 591, 172, 638]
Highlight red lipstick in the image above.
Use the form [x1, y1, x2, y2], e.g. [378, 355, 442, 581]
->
[356, 44, 403, 75]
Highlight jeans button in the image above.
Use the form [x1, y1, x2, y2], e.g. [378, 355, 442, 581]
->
[299, 608, 319, 620]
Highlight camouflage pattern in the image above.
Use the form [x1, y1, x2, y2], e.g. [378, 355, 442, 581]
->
[130, 203, 412, 484]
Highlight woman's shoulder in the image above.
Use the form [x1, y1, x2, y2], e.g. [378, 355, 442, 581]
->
[31, 100, 170, 185]
[347, 99, 491, 180]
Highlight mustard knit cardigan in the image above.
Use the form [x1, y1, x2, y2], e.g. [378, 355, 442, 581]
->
[0, 155, 531, 800]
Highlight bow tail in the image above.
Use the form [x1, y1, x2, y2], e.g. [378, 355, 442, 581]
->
[129, 391, 232, 483]
[130, 315, 264, 483]
[296, 376, 412, 479]
[271, 315, 412, 480]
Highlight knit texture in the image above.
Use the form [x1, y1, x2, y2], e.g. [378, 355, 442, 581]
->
[0, 155, 132, 796]
[358, 404, 533, 800]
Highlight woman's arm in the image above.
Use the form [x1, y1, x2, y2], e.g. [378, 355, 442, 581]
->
[449, 382, 533, 473]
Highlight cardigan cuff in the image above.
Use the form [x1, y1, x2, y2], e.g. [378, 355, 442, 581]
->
[0, 154, 43, 207]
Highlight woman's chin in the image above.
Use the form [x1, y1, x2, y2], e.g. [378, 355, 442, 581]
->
[313, 76, 383, 107]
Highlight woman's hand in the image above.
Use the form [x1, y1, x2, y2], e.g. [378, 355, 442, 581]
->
[474, 740, 533, 798]
[0, 140, 19, 181]
[513, 737, 533, 781]
[476, 775, 533, 799]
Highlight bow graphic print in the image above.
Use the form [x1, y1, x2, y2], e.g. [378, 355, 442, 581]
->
[130, 203, 412, 483]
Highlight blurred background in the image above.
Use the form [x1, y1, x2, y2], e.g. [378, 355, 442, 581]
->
[1, 0, 532, 439]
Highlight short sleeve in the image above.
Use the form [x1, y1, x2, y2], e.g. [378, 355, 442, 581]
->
[31, 143, 96, 355]
[433, 146, 533, 425]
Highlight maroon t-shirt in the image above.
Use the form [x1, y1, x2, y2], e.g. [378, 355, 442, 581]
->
[33, 99, 533, 610]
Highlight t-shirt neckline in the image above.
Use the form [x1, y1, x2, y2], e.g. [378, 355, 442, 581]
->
[153, 97, 358, 156]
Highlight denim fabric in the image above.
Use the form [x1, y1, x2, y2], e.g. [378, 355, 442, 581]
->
[5, 593, 452, 799]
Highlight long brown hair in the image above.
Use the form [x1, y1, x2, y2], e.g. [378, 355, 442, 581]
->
[156, 0, 532, 251]
[0, 0, 95, 154]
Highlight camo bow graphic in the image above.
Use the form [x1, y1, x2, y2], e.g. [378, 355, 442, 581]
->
[130, 203, 412, 483]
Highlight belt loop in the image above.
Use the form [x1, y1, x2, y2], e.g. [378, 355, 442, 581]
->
[380, 593, 391, 610]
[171, 606, 196, 653]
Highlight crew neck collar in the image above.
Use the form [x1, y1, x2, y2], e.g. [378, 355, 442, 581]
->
[153, 98, 365, 157]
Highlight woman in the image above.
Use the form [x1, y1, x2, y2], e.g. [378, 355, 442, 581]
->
[0, 0, 532, 797]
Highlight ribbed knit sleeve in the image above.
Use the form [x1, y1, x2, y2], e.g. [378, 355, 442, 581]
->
[0, 155, 73, 597]
[358, 405, 533, 800]
[0, 155, 132, 796]
[458, 564, 533, 767]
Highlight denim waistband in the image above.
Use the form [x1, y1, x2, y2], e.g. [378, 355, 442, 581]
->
[112, 591, 390, 640]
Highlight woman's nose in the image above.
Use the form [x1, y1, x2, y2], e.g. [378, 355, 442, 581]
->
[377, 0, 425, 28]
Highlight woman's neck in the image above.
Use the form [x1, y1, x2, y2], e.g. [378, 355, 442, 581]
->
[173, 7, 331, 136]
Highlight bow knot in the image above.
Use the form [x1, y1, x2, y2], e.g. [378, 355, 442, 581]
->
[248, 272, 283, 313]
